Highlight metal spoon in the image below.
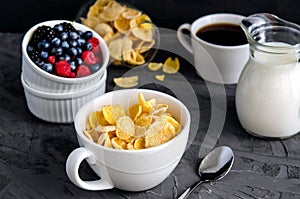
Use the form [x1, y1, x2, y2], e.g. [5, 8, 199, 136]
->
[178, 146, 234, 199]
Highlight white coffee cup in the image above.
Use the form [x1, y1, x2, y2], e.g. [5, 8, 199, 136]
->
[66, 89, 191, 191]
[177, 13, 249, 84]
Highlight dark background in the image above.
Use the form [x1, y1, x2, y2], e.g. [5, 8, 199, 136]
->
[1, 0, 300, 33]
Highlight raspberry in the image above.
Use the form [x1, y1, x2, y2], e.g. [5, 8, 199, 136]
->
[92, 45, 100, 54]
[55, 60, 71, 77]
[88, 38, 100, 49]
[47, 55, 56, 64]
[81, 51, 96, 65]
[76, 65, 91, 77]
[69, 72, 76, 78]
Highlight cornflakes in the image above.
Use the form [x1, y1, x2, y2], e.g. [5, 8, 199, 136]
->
[81, 0, 156, 66]
[163, 57, 180, 74]
[102, 104, 125, 125]
[84, 92, 182, 150]
[113, 75, 139, 88]
[154, 74, 165, 81]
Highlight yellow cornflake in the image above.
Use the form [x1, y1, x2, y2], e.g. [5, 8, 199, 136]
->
[96, 111, 109, 126]
[138, 93, 153, 113]
[148, 62, 163, 71]
[128, 103, 142, 121]
[154, 74, 165, 81]
[163, 57, 180, 74]
[113, 76, 138, 88]
[102, 104, 125, 125]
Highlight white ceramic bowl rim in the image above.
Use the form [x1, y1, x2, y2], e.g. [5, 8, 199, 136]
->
[74, 89, 191, 154]
[21, 70, 107, 99]
[22, 20, 109, 84]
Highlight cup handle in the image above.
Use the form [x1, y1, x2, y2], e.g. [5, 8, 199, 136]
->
[66, 147, 114, 190]
[177, 23, 193, 54]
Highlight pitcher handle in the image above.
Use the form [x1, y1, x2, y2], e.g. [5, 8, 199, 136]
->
[66, 147, 114, 190]
[177, 23, 193, 54]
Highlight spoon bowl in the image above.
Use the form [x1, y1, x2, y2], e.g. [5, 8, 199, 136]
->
[178, 146, 234, 199]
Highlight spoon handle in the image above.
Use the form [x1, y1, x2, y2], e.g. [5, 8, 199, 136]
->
[178, 180, 204, 199]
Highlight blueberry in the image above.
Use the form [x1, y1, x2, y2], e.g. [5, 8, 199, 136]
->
[58, 56, 65, 61]
[83, 42, 93, 51]
[64, 54, 71, 61]
[77, 38, 86, 46]
[77, 30, 83, 36]
[83, 31, 93, 40]
[54, 24, 63, 32]
[75, 57, 83, 66]
[27, 45, 34, 52]
[60, 32, 68, 40]
[70, 61, 76, 71]
[61, 41, 70, 49]
[40, 51, 48, 59]
[51, 47, 63, 56]
[69, 40, 78, 47]
[69, 32, 79, 40]
[76, 47, 82, 55]
[68, 47, 78, 57]
[90, 63, 101, 72]
[41, 63, 53, 73]
[35, 60, 44, 67]
[37, 40, 50, 50]
[51, 37, 61, 46]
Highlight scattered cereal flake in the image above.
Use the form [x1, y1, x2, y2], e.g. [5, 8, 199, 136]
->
[154, 74, 165, 81]
[113, 75, 139, 88]
[148, 62, 163, 71]
[163, 57, 180, 74]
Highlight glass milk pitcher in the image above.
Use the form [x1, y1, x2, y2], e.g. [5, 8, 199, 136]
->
[236, 13, 300, 138]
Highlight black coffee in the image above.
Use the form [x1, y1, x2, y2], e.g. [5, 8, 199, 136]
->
[196, 23, 247, 46]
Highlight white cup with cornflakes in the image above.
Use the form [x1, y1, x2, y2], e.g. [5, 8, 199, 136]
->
[66, 89, 191, 191]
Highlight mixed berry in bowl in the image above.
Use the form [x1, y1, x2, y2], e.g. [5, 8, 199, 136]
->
[27, 22, 103, 78]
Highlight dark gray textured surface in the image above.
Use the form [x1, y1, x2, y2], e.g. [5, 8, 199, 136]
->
[0, 32, 300, 199]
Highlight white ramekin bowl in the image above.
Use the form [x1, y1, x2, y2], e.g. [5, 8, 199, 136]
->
[22, 20, 109, 93]
[21, 70, 107, 123]
[66, 89, 191, 191]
